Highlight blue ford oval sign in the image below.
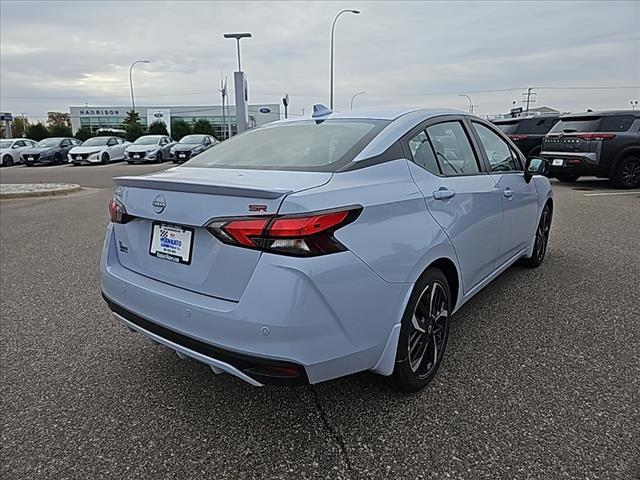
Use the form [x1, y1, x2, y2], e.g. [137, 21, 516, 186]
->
[154, 112, 164, 118]
[259, 108, 271, 113]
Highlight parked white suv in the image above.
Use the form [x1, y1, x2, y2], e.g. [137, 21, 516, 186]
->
[0, 138, 37, 166]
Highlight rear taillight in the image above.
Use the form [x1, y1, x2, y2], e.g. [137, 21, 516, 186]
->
[206, 206, 361, 257]
[508, 134, 529, 141]
[575, 133, 616, 141]
[108, 197, 133, 224]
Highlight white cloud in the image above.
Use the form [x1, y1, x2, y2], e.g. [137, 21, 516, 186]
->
[1, 0, 638, 120]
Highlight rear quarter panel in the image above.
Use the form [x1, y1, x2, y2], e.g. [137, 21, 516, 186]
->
[279, 159, 459, 286]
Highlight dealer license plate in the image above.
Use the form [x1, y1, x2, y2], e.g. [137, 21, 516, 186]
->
[552, 159, 564, 166]
[149, 222, 194, 264]
[179, 153, 186, 158]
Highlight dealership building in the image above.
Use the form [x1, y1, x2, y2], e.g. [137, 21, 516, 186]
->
[69, 104, 281, 138]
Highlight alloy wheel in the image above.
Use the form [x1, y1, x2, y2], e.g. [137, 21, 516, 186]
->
[534, 207, 551, 262]
[620, 159, 640, 187]
[408, 281, 449, 378]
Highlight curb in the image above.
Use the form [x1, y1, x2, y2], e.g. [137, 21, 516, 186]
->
[0, 184, 82, 199]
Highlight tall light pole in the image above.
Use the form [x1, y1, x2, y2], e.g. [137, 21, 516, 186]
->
[129, 60, 150, 114]
[224, 33, 252, 133]
[350, 91, 365, 109]
[459, 94, 473, 114]
[330, 9, 360, 110]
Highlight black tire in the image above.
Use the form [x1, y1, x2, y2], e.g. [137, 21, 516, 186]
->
[555, 173, 579, 183]
[2, 154, 13, 167]
[612, 156, 640, 189]
[101, 152, 110, 165]
[54, 153, 63, 165]
[519, 203, 552, 268]
[390, 267, 451, 393]
[156, 152, 163, 163]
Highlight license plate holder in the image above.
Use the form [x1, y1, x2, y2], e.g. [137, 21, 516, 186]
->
[149, 222, 194, 265]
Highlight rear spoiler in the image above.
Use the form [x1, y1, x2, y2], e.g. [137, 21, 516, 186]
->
[114, 176, 292, 199]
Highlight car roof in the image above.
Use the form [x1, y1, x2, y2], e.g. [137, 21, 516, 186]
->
[559, 110, 640, 119]
[493, 114, 560, 124]
[276, 107, 464, 122]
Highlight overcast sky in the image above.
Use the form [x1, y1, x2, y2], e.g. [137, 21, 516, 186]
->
[1, 0, 639, 121]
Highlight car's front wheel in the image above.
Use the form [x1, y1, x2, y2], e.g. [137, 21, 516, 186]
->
[2, 154, 13, 167]
[613, 156, 640, 189]
[101, 152, 110, 165]
[390, 267, 451, 393]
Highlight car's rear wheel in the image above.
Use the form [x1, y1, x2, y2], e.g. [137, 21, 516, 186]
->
[612, 156, 640, 189]
[520, 203, 552, 268]
[390, 267, 451, 393]
[555, 173, 579, 183]
[101, 152, 110, 165]
[2, 154, 13, 167]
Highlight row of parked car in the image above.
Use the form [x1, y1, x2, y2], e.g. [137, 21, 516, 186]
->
[493, 109, 640, 188]
[0, 134, 218, 167]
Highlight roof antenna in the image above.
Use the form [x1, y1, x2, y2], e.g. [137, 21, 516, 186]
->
[312, 104, 333, 118]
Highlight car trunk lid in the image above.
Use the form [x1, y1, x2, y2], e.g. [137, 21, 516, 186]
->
[112, 167, 332, 301]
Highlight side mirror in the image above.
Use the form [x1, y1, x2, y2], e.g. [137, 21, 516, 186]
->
[524, 157, 548, 183]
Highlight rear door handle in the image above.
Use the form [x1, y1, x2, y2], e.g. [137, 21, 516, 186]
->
[433, 187, 455, 200]
[503, 188, 514, 199]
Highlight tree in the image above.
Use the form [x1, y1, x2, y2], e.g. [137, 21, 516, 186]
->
[48, 125, 73, 137]
[122, 110, 144, 142]
[148, 121, 169, 136]
[75, 126, 93, 142]
[171, 119, 192, 141]
[47, 112, 71, 129]
[192, 119, 214, 136]
[11, 116, 28, 138]
[25, 123, 49, 141]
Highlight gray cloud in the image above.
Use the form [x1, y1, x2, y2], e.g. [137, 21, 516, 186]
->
[1, 0, 638, 121]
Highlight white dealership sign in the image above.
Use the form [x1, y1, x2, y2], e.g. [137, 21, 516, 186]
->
[147, 109, 171, 135]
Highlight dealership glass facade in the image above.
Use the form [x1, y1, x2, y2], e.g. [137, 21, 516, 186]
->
[69, 105, 281, 139]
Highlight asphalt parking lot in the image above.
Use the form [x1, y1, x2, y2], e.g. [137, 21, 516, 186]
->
[1, 163, 639, 479]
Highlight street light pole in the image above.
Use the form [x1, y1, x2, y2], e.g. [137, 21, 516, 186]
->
[350, 91, 365, 109]
[129, 60, 150, 114]
[223, 33, 253, 134]
[459, 94, 473, 114]
[330, 9, 360, 110]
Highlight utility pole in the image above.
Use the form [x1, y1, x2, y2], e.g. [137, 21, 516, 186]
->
[219, 75, 228, 140]
[522, 87, 536, 114]
[282, 94, 289, 119]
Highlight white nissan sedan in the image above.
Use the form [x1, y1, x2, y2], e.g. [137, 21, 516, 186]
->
[68, 136, 130, 165]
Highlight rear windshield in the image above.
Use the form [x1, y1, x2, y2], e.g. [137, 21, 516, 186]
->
[494, 121, 518, 134]
[183, 119, 389, 171]
[549, 117, 601, 134]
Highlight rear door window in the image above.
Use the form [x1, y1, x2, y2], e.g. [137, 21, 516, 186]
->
[425, 121, 480, 175]
[599, 115, 635, 132]
[408, 130, 440, 175]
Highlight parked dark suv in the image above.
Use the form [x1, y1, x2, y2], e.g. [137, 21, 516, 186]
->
[493, 115, 560, 159]
[541, 110, 640, 188]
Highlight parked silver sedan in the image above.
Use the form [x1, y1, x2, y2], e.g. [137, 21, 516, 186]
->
[124, 135, 175, 163]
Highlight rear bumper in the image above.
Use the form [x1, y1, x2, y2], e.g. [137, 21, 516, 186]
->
[103, 293, 309, 386]
[541, 151, 602, 176]
[100, 225, 410, 385]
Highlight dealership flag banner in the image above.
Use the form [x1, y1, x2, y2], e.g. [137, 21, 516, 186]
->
[147, 109, 171, 135]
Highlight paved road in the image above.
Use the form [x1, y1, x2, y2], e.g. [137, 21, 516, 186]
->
[1, 165, 639, 479]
